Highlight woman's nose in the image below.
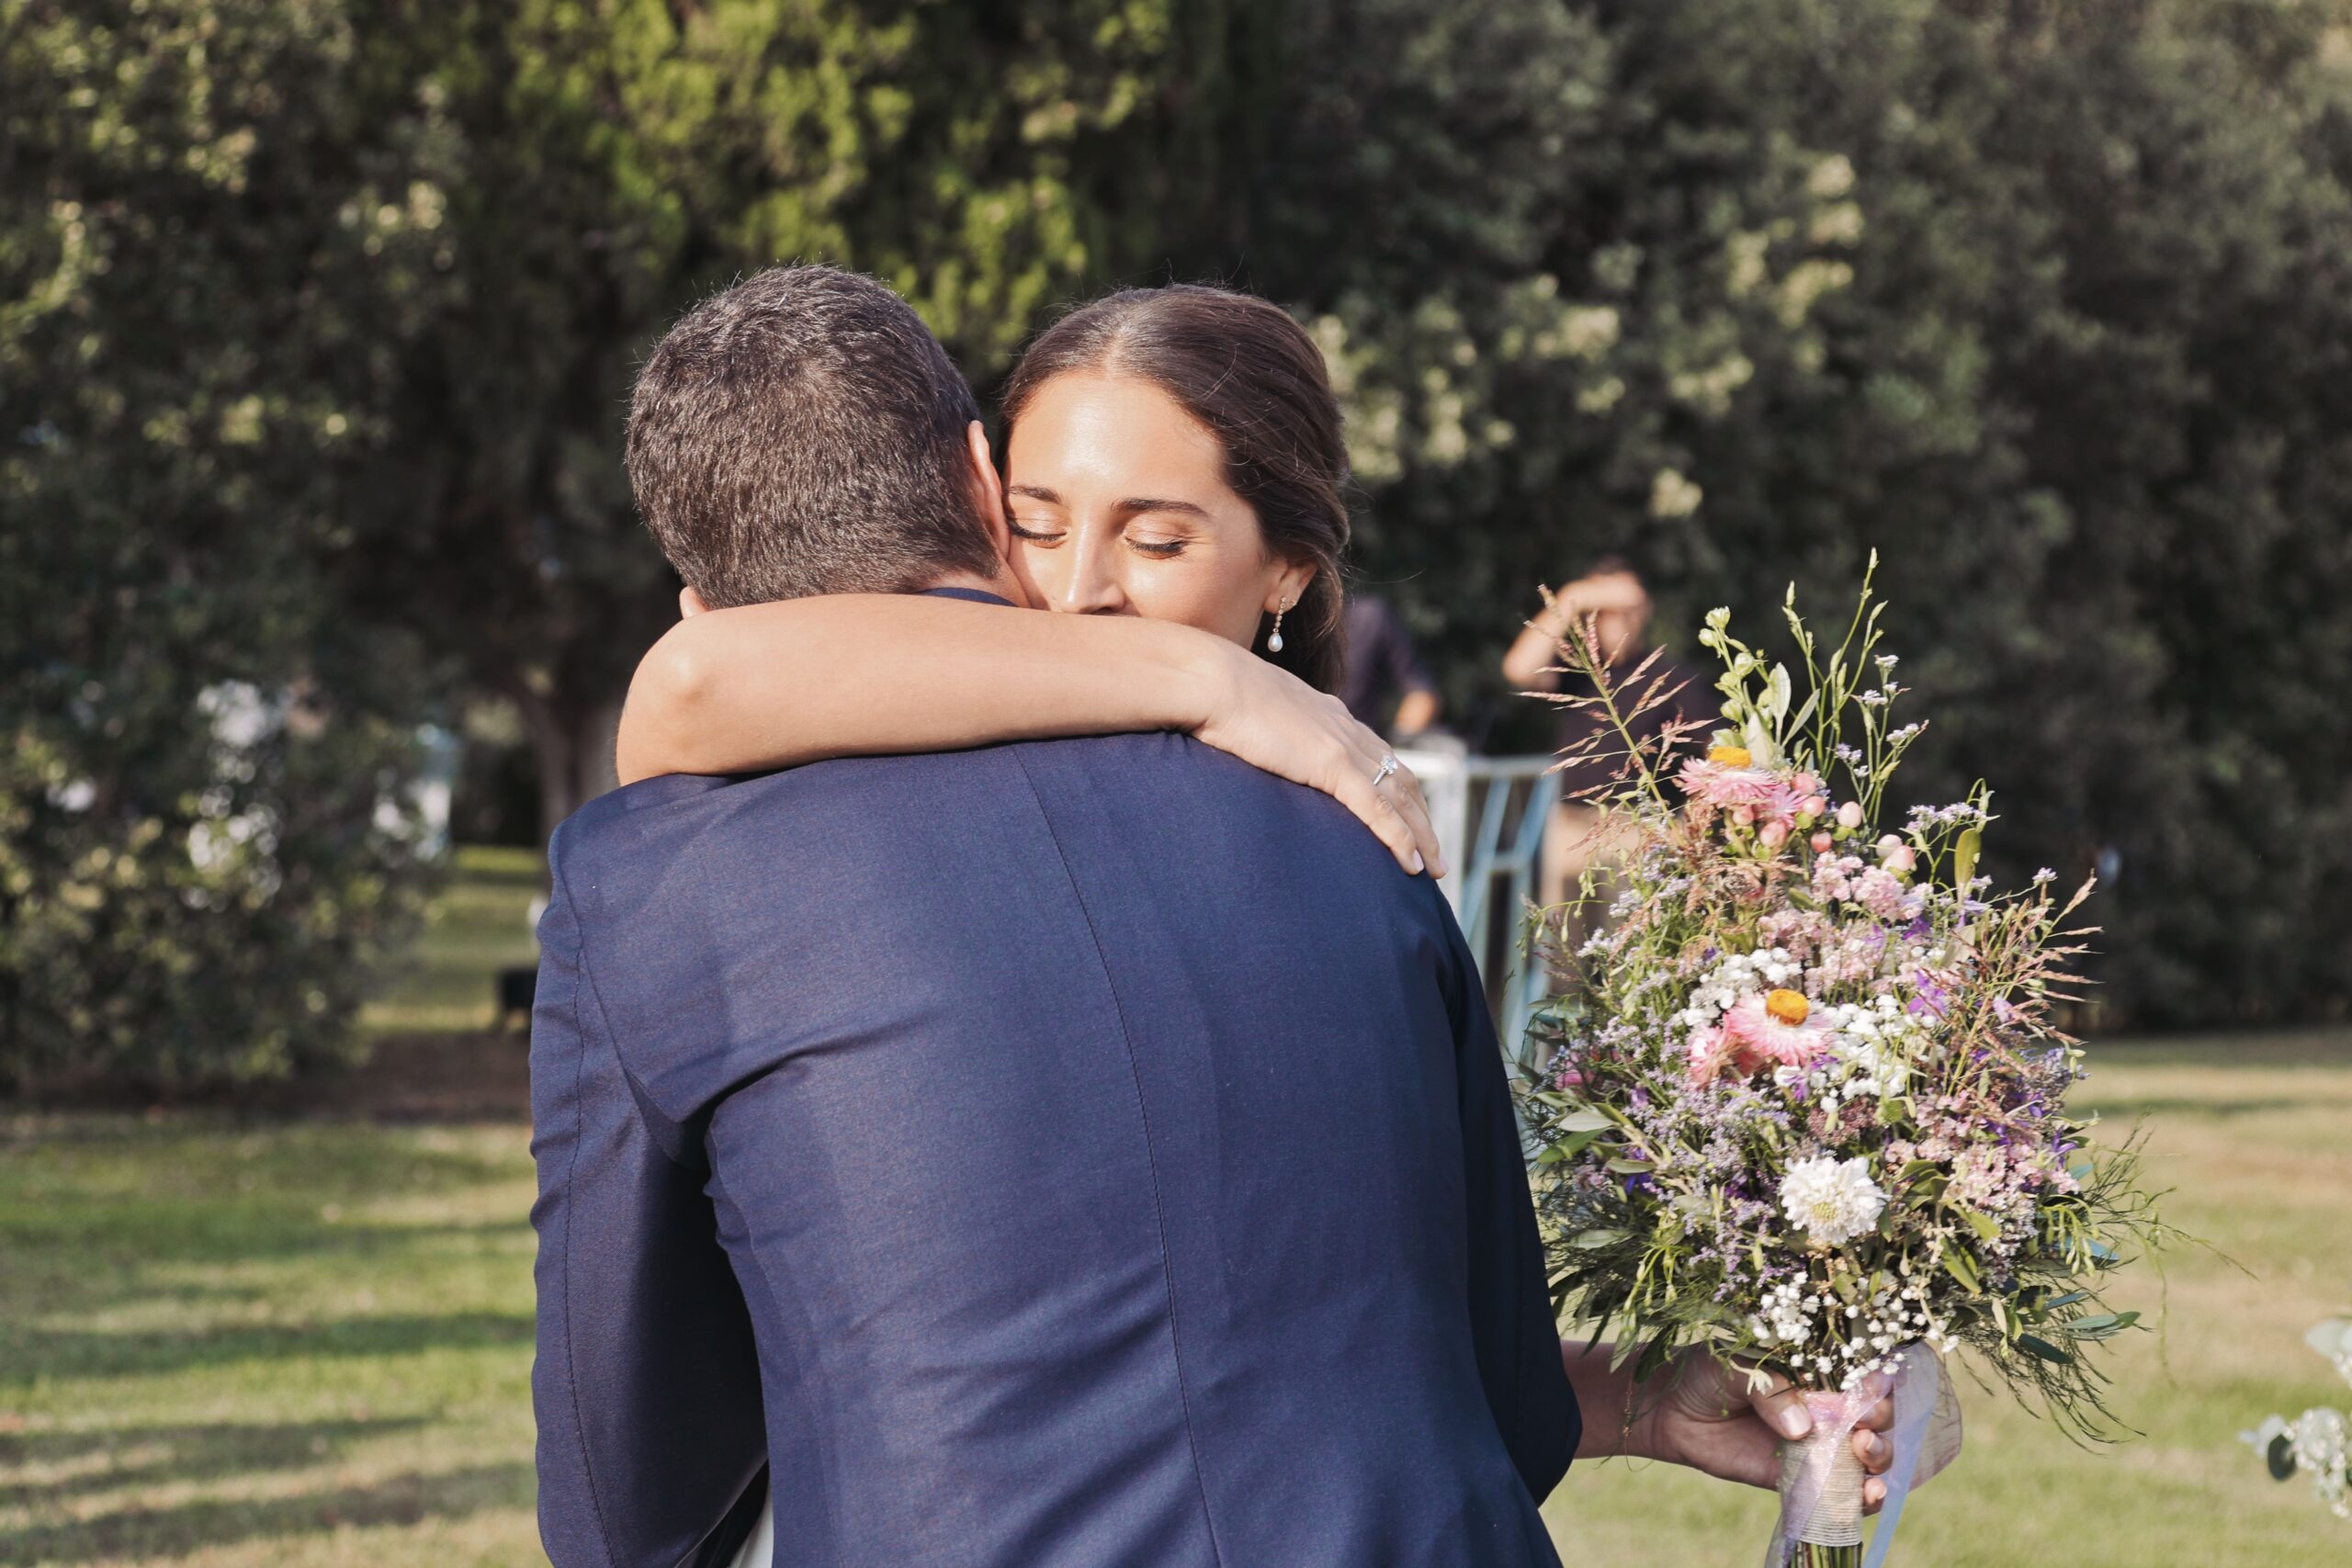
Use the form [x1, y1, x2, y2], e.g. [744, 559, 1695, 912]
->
[1056, 531, 1131, 615]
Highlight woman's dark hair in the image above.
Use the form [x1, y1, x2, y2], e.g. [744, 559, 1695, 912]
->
[998, 284, 1352, 692]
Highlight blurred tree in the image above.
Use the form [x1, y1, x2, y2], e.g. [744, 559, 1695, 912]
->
[1232, 0, 2352, 1026]
[1, 0, 1264, 1085]
[9, 0, 2350, 1069]
[0, 1, 449, 1089]
[340, 0, 1263, 829]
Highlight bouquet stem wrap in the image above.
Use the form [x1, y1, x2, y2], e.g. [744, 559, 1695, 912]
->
[1765, 1344, 1962, 1568]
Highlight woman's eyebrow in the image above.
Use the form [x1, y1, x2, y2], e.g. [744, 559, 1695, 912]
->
[1007, 482, 1061, 502]
[1117, 496, 1212, 518]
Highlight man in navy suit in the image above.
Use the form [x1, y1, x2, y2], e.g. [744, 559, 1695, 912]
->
[531, 267, 1893, 1568]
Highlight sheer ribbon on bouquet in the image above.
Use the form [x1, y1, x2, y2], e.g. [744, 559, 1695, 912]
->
[1764, 1342, 1963, 1568]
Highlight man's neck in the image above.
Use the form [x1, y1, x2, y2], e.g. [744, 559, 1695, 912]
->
[920, 569, 1031, 608]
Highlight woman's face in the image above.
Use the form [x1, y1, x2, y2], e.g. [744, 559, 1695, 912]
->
[1001, 371, 1306, 647]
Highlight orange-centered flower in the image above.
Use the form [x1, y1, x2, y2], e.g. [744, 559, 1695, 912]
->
[1708, 744, 1753, 767]
[1766, 988, 1811, 1026]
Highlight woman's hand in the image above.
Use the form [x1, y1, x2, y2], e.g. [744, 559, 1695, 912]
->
[1188, 639, 1445, 878]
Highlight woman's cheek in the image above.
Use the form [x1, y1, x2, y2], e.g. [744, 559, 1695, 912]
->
[1008, 540, 1064, 601]
[1140, 558, 1261, 644]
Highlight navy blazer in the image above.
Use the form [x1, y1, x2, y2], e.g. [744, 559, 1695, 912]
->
[530, 632, 1577, 1567]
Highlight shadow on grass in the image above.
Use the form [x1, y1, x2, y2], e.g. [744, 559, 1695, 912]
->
[0, 1114, 525, 1190]
[0, 1027, 535, 1123]
[0, 1416, 430, 1506]
[0, 1213, 534, 1357]
[3, 1310, 533, 1383]
[0, 1210, 528, 1269]
[2075, 1095, 2346, 1120]
[0, 1461, 530, 1566]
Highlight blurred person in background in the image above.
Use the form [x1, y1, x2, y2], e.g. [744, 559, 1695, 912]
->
[1339, 592, 1443, 743]
[1502, 557, 1702, 956]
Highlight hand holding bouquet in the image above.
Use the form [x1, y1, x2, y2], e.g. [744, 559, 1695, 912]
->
[1520, 564, 2173, 1566]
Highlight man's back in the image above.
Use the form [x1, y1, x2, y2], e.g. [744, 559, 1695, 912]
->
[531, 732, 1575, 1568]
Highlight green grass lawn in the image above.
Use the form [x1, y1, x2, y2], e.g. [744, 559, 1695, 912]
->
[3, 851, 2347, 1564]
[359, 845, 548, 1037]
[0, 1121, 540, 1565]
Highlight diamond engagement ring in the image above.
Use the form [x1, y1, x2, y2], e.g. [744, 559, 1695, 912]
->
[1371, 754, 1401, 788]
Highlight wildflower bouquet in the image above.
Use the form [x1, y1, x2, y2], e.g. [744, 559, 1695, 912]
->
[1519, 566, 2171, 1566]
[2242, 1314, 2351, 1522]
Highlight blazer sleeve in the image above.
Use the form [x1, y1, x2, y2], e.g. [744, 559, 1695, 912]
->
[529, 825, 768, 1568]
[1441, 912, 1579, 1504]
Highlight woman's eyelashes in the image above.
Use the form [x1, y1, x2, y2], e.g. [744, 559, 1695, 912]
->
[1005, 518, 1189, 558]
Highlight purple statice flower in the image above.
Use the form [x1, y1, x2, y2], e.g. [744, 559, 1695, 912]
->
[1907, 969, 1951, 1018]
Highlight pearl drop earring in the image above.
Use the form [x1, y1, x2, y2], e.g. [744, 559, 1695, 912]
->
[1267, 595, 1294, 653]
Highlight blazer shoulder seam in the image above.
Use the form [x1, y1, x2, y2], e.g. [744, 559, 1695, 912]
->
[1005, 749, 1228, 1568]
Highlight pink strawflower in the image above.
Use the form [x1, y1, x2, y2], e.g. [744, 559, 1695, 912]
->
[1677, 759, 1807, 822]
[1690, 995, 1831, 1085]
[1723, 993, 1828, 1069]
[1685, 1024, 1740, 1087]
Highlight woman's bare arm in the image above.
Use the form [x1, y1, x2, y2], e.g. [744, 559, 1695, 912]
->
[616, 594, 1444, 874]
[619, 596, 1217, 779]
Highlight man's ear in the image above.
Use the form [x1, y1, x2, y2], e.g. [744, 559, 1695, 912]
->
[679, 585, 712, 619]
[965, 420, 1012, 561]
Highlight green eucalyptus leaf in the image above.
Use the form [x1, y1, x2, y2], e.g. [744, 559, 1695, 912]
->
[2063, 1311, 2140, 1341]
[1552, 1125, 1608, 1161]
[1941, 1248, 1983, 1295]
[1951, 826, 1981, 891]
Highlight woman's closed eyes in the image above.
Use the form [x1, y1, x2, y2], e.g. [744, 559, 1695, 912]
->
[1010, 522, 1191, 559]
[1007, 484, 1202, 558]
